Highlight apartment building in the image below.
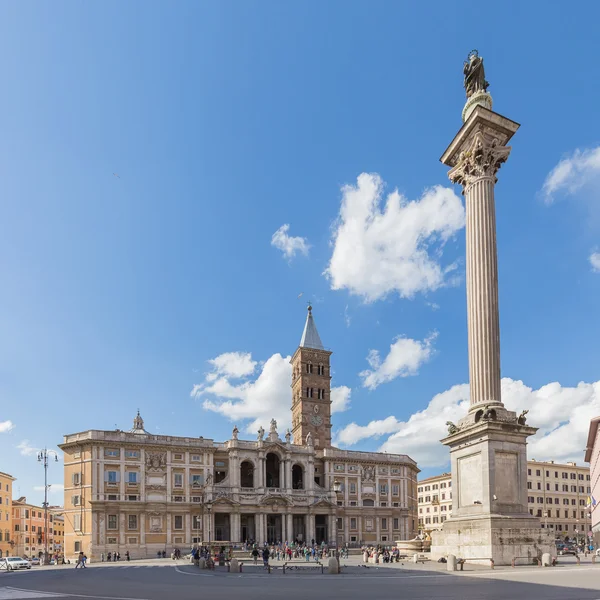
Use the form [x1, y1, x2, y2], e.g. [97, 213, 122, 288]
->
[418, 460, 592, 542]
[0, 471, 16, 558]
[417, 472, 452, 533]
[526, 459, 591, 541]
[12, 498, 55, 558]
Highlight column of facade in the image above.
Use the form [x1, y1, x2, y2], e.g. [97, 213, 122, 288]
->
[140, 513, 146, 546]
[257, 456, 265, 489]
[307, 514, 315, 544]
[286, 513, 293, 543]
[119, 451, 125, 500]
[285, 458, 292, 491]
[279, 460, 285, 490]
[184, 513, 191, 545]
[119, 513, 126, 546]
[230, 512, 239, 543]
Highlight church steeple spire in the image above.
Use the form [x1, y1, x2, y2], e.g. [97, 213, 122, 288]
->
[299, 304, 325, 350]
[290, 305, 332, 448]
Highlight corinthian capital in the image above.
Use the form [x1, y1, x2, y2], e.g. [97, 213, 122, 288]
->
[448, 131, 511, 190]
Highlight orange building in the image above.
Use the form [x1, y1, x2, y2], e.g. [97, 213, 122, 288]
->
[12, 498, 55, 558]
[0, 471, 16, 558]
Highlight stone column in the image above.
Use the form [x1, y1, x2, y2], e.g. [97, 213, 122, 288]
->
[286, 513, 293, 543]
[444, 116, 516, 412]
[140, 513, 146, 546]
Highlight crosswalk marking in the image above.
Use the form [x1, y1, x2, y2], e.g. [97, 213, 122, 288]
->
[0, 588, 63, 599]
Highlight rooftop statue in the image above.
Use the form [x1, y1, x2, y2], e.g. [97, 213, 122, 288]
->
[463, 50, 489, 98]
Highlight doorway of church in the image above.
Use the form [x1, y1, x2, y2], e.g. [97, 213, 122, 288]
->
[267, 515, 282, 544]
[315, 515, 328, 545]
[241, 515, 255, 544]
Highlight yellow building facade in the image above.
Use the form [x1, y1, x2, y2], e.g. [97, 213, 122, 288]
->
[0, 471, 16, 558]
[59, 308, 419, 560]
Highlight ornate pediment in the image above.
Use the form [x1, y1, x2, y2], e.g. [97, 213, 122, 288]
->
[262, 442, 286, 454]
[312, 495, 335, 508]
[261, 492, 292, 506]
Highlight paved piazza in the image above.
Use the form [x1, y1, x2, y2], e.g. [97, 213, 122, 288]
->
[2, 557, 600, 600]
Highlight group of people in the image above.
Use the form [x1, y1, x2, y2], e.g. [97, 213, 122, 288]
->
[247, 540, 342, 567]
[100, 551, 130, 562]
[362, 545, 402, 563]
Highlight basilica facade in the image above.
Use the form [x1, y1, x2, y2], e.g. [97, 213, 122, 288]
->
[60, 307, 419, 560]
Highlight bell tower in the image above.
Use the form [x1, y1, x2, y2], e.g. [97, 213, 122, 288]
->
[290, 305, 332, 447]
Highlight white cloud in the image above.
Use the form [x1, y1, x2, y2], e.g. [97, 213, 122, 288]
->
[0, 420, 14, 433]
[207, 352, 257, 381]
[542, 146, 600, 203]
[271, 224, 310, 259]
[360, 332, 437, 390]
[336, 378, 600, 468]
[331, 386, 351, 414]
[590, 252, 600, 273]
[17, 440, 39, 456]
[192, 352, 350, 435]
[325, 173, 465, 302]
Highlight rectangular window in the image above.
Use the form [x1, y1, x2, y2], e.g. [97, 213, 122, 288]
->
[174, 515, 183, 530]
[73, 514, 81, 531]
[536, 469, 541, 476]
[74, 541, 81, 552]
[25, 509, 29, 518]
[173, 453, 183, 461]
[105, 449, 119, 458]
[190, 474, 204, 486]
[107, 537, 118, 544]
[350, 517, 357, 530]
[392, 485, 399, 496]
[337, 518, 343, 530]
[74, 451, 81, 459]
[349, 483, 357, 494]
[72, 495, 81, 506]
[191, 454, 201, 462]
[174, 474, 183, 488]
[192, 515, 202, 529]
[125, 450, 139, 459]
[128, 472, 138, 484]
[381, 518, 387, 529]
[106, 471, 119, 484]
[128, 515, 138, 530]
[527, 482, 532, 489]
[318, 365, 324, 376]
[379, 484, 388, 495]
[107, 515, 118, 530]
[215, 461, 225, 468]
[393, 518, 399, 530]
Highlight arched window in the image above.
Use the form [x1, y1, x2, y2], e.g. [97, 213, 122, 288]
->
[240, 461, 254, 488]
[265, 453, 281, 488]
[292, 465, 304, 489]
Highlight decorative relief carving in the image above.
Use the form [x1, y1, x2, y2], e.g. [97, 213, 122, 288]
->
[145, 452, 166, 471]
[448, 131, 511, 189]
[361, 465, 375, 482]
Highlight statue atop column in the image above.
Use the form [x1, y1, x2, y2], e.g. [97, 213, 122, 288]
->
[257, 425, 265, 441]
[270, 418, 278, 434]
[232, 425, 239, 440]
[463, 50, 489, 98]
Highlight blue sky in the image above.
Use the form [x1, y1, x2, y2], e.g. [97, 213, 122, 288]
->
[1, 1, 600, 505]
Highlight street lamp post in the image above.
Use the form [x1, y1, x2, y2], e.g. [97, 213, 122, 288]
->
[37, 449, 58, 565]
[332, 479, 342, 561]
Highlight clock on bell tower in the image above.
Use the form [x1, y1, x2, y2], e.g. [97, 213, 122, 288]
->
[290, 305, 332, 447]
